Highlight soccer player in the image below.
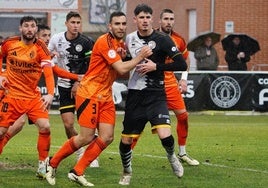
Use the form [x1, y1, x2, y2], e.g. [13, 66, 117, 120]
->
[131, 8, 199, 166]
[45, 11, 152, 186]
[47, 11, 96, 163]
[118, 4, 187, 186]
[0, 23, 82, 179]
[0, 15, 54, 178]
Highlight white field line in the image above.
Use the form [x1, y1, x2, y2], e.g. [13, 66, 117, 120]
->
[50, 146, 268, 174]
[107, 151, 268, 174]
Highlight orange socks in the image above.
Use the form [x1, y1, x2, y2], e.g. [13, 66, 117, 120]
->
[176, 112, 188, 146]
[37, 131, 50, 161]
[73, 137, 107, 175]
[50, 137, 78, 168]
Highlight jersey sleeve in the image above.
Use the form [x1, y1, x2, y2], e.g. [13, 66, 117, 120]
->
[96, 35, 122, 65]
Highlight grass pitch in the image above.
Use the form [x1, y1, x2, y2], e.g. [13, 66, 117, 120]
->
[0, 113, 267, 188]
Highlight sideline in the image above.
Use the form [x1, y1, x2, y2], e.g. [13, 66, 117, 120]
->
[49, 110, 268, 116]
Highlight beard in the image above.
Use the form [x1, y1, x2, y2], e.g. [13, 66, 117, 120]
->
[22, 33, 35, 41]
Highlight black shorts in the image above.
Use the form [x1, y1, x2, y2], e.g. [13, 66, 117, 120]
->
[122, 89, 171, 136]
[58, 86, 75, 114]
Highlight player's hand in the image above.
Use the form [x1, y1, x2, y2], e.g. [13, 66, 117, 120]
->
[41, 94, 54, 111]
[78, 74, 84, 82]
[71, 81, 80, 98]
[0, 76, 9, 89]
[139, 45, 153, 59]
[179, 79, 187, 94]
[117, 47, 127, 59]
[136, 58, 156, 75]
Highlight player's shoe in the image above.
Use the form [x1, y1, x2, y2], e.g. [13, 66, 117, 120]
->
[178, 154, 200, 166]
[89, 157, 99, 168]
[119, 166, 132, 185]
[76, 147, 85, 161]
[36, 159, 47, 179]
[68, 169, 94, 187]
[119, 172, 132, 185]
[45, 157, 56, 185]
[168, 153, 184, 178]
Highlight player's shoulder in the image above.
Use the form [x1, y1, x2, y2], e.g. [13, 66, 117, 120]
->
[171, 31, 186, 41]
[50, 32, 64, 40]
[35, 38, 47, 46]
[1, 36, 20, 45]
[154, 30, 168, 37]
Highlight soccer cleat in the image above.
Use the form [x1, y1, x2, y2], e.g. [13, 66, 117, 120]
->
[45, 157, 56, 185]
[89, 157, 99, 168]
[119, 172, 132, 185]
[36, 159, 47, 179]
[178, 154, 200, 166]
[68, 169, 94, 187]
[76, 147, 85, 161]
[168, 153, 184, 178]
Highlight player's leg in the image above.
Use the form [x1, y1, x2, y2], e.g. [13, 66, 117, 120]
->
[119, 91, 146, 185]
[58, 86, 86, 162]
[0, 97, 24, 154]
[34, 117, 51, 179]
[151, 96, 183, 178]
[0, 114, 26, 150]
[69, 100, 115, 186]
[174, 109, 199, 166]
[166, 86, 199, 166]
[29, 97, 51, 179]
[0, 126, 8, 154]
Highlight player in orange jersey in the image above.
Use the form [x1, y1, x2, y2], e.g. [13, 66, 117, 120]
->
[0, 16, 54, 178]
[48, 12, 96, 164]
[45, 11, 152, 186]
[0, 20, 81, 179]
[158, 8, 199, 165]
[131, 8, 199, 166]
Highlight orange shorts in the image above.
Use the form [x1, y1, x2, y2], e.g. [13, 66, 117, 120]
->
[0, 95, 49, 128]
[76, 95, 115, 129]
[165, 86, 186, 110]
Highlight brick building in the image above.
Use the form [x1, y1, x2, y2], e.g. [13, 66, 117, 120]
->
[0, 0, 267, 71]
[126, 0, 268, 71]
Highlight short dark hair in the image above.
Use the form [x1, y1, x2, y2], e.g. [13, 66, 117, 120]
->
[20, 16, 37, 26]
[160, 8, 174, 18]
[37, 24, 50, 32]
[134, 4, 153, 16]
[109, 11, 126, 23]
[66, 11, 81, 21]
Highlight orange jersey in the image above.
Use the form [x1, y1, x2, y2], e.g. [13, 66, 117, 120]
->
[0, 36, 53, 99]
[165, 31, 189, 87]
[77, 33, 123, 102]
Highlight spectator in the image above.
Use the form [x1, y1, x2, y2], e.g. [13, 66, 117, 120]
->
[224, 36, 250, 70]
[195, 36, 219, 70]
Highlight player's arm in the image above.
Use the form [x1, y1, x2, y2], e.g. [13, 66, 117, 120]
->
[112, 45, 152, 75]
[42, 64, 54, 109]
[52, 65, 79, 81]
[0, 45, 9, 88]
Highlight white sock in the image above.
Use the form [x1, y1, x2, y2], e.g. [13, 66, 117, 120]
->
[179, 145, 186, 156]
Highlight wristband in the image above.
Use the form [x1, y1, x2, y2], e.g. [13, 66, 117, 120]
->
[181, 71, 188, 80]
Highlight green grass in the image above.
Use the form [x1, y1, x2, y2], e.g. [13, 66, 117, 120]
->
[0, 114, 268, 188]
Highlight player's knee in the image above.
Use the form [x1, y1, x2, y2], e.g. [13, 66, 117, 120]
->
[161, 135, 174, 147]
[177, 111, 188, 121]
